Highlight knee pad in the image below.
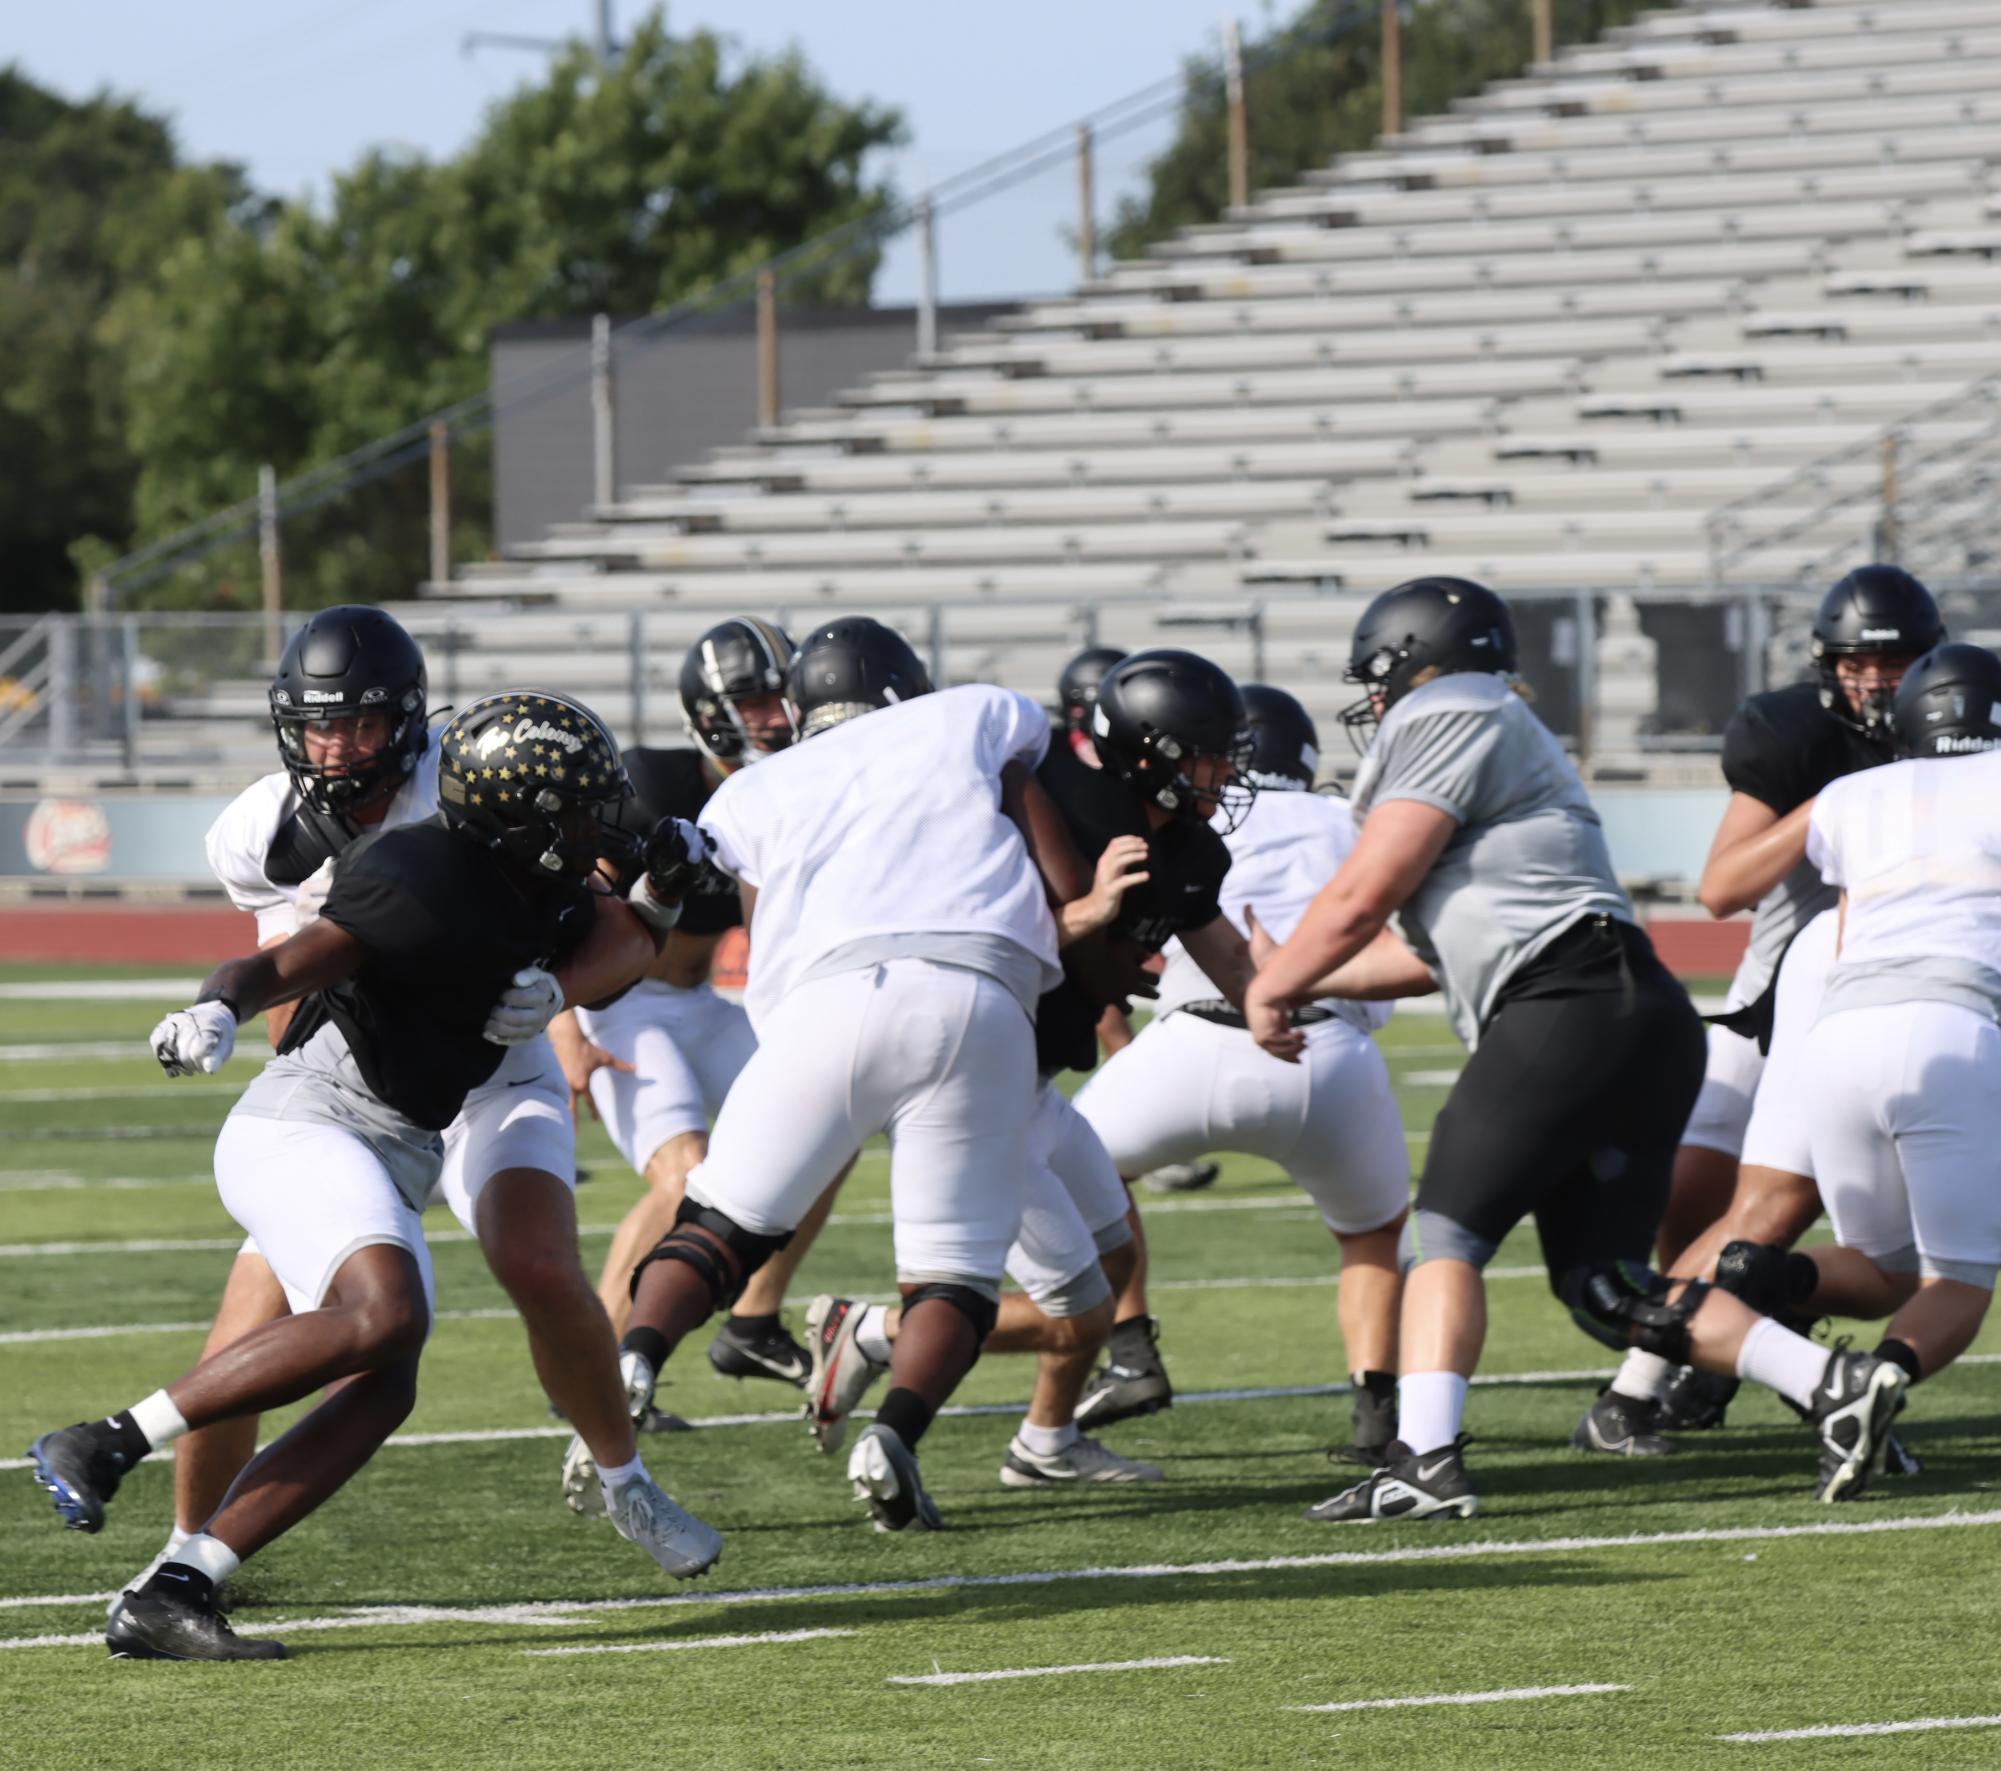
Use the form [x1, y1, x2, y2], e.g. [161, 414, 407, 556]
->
[629, 1197, 793, 1310]
[1715, 1240, 1818, 1316]
[1562, 1261, 1710, 1364]
[900, 1281, 1000, 1346]
[1406, 1209, 1499, 1271]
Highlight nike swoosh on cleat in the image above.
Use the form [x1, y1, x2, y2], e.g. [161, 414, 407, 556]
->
[1416, 1459, 1454, 1483]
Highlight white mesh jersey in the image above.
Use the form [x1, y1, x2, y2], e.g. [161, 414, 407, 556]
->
[1807, 750, 2001, 1018]
[1153, 785, 1391, 1034]
[697, 684, 1063, 1028]
[204, 747, 441, 944]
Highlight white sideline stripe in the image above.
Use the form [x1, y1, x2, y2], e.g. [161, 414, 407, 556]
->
[1400, 1070, 1465, 1087]
[15, 1351, 1999, 1467]
[525, 1627, 855, 1658]
[0, 1267, 1555, 1344]
[0, 1042, 177, 1062]
[888, 1655, 1228, 1687]
[9, 1510, 2001, 1650]
[0, 980, 203, 1001]
[0, 1187, 1341, 1257]
[1720, 1715, 2001, 1744]
[1296, 1682, 1629, 1713]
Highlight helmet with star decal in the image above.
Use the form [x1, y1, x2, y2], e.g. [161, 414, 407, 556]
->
[436, 690, 630, 885]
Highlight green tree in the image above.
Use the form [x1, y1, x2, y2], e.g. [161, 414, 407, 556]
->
[120, 9, 904, 611]
[0, 69, 258, 613]
[1107, 0, 1655, 262]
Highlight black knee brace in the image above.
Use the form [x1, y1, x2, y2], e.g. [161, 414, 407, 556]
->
[1562, 1261, 1711, 1365]
[1715, 1239, 1819, 1318]
[629, 1198, 793, 1310]
[900, 1282, 999, 1346]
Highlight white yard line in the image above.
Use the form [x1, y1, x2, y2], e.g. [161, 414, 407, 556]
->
[1721, 1715, 2001, 1743]
[525, 1627, 855, 1658]
[0, 1266, 1558, 1343]
[0, 980, 203, 1001]
[8, 1509, 2001, 1650]
[888, 1655, 1229, 1687]
[1296, 1682, 1630, 1713]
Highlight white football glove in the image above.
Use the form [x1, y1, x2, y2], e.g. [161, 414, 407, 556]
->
[483, 966, 565, 1047]
[293, 856, 338, 926]
[149, 1000, 239, 1077]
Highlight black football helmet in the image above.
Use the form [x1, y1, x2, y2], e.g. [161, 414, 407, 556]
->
[1340, 576, 1517, 751]
[1239, 683, 1320, 789]
[1890, 643, 2001, 759]
[1809, 565, 1945, 737]
[269, 605, 428, 815]
[1057, 645, 1128, 735]
[680, 616, 796, 764]
[786, 617, 933, 739]
[436, 690, 629, 886]
[1092, 648, 1255, 832]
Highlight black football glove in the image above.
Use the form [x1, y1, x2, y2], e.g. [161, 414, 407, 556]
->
[640, 816, 710, 901]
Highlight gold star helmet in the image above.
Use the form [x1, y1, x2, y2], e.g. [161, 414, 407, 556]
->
[436, 690, 629, 884]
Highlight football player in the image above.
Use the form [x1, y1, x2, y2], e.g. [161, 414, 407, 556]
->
[598, 618, 1162, 1530]
[1074, 685, 1410, 1462]
[1580, 566, 1942, 1452]
[1250, 578, 1907, 1521]
[1012, 650, 1295, 1432]
[1738, 645, 2001, 1418]
[28, 687, 719, 1661]
[557, 617, 846, 1396]
[1054, 644, 1218, 1196]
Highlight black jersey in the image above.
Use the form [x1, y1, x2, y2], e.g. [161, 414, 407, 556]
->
[284, 817, 596, 1130]
[605, 746, 742, 936]
[1720, 682, 1888, 815]
[1033, 744, 1232, 1073]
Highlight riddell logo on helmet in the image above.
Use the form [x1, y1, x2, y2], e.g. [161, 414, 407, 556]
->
[1859, 628, 1903, 641]
[302, 689, 345, 704]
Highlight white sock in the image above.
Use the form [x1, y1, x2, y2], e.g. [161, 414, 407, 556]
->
[1397, 1371, 1469, 1456]
[856, 1304, 893, 1366]
[161, 1524, 191, 1560]
[1018, 1419, 1078, 1457]
[1736, 1316, 1827, 1411]
[170, 1533, 241, 1585]
[1609, 1350, 1675, 1404]
[596, 1453, 646, 1499]
[127, 1389, 189, 1451]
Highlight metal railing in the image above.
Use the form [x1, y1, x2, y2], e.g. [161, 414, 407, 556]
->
[1706, 374, 2001, 594]
[2, 583, 1935, 781]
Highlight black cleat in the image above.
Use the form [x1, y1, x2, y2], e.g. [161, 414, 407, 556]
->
[1138, 1161, 1219, 1194]
[1809, 1349, 1907, 1503]
[107, 1566, 286, 1661]
[1572, 1387, 1677, 1458]
[706, 1317, 810, 1388]
[1655, 1365, 1738, 1432]
[27, 1424, 134, 1534]
[847, 1423, 945, 1533]
[1305, 1436, 1478, 1523]
[1075, 1318, 1172, 1429]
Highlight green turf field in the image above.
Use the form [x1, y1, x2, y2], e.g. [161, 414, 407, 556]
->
[2, 968, 1998, 1769]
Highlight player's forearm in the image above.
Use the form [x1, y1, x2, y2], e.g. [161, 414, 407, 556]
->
[1255, 887, 1387, 1009]
[1699, 800, 1813, 917]
[555, 895, 658, 1012]
[1302, 925, 1437, 1001]
[1003, 763, 1090, 907]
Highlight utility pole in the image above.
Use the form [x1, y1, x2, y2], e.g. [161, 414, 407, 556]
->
[465, 1, 619, 67]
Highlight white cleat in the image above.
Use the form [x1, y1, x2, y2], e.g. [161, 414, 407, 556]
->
[605, 1470, 722, 1579]
[803, 1295, 887, 1456]
[847, 1423, 945, 1533]
[999, 1433, 1164, 1488]
[561, 1432, 606, 1518]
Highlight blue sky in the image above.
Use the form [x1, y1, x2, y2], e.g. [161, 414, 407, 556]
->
[15, 0, 1272, 303]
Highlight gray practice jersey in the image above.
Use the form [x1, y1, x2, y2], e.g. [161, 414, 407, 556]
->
[1352, 673, 1633, 1049]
